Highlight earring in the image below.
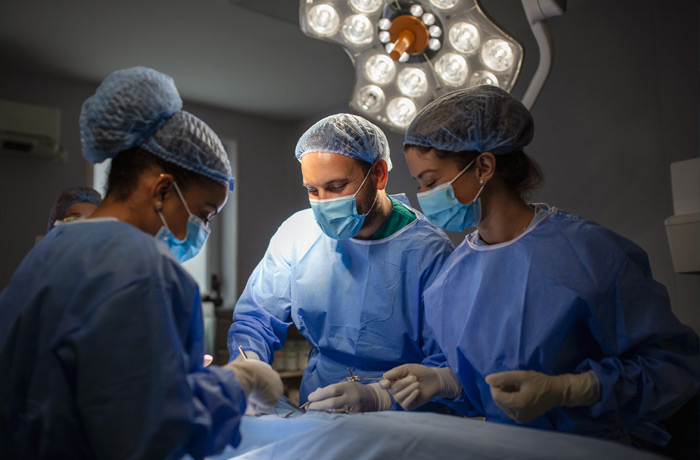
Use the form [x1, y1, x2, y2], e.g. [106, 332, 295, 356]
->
[155, 202, 163, 211]
[479, 179, 484, 185]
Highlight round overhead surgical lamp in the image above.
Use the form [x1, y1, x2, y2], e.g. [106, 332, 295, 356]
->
[300, 0, 566, 132]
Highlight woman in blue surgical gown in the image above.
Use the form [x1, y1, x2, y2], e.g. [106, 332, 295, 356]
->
[0, 67, 281, 460]
[381, 86, 700, 448]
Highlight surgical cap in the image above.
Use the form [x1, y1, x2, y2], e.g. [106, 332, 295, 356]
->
[80, 66, 234, 191]
[295, 113, 392, 171]
[47, 186, 102, 232]
[404, 86, 534, 155]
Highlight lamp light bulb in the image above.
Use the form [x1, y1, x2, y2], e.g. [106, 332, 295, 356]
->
[481, 39, 514, 71]
[365, 54, 397, 84]
[410, 5, 424, 17]
[469, 70, 499, 87]
[378, 18, 391, 30]
[422, 13, 436, 26]
[350, 0, 383, 14]
[307, 4, 340, 37]
[435, 53, 468, 86]
[429, 0, 459, 9]
[356, 85, 386, 112]
[387, 97, 417, 128]
[397, 68, 428, 97]
[449, 22, 480, 54]
[342, 14, 373, 45]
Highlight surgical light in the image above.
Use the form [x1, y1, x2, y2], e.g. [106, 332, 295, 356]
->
[300, 0, 566, 132]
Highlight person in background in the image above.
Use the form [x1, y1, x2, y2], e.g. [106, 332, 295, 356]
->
[46, 186, 103, 232]
[381, 86, 700, 448]
[228, 114, 454, 412]
[0, 67, 282, 460]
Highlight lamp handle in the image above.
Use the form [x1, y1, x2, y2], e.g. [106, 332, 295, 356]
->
[520, 0, 567, 109]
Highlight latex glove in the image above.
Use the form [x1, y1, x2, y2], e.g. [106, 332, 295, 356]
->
[485, 370, 600, 423]
[202, 354, 213, 367]
[234, 349, 260, 360]
[224, 359, 283, 412]
[380, 364, 461, 411]
[307, 382, 392, 413]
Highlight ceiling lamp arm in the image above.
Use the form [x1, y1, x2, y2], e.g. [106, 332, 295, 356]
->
[520, 0, 567, 109]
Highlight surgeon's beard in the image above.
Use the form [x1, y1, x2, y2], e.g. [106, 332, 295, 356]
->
[359, 181, 382, 231]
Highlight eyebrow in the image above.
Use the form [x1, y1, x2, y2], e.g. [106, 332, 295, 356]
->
[303, 177, 354, 188]
[414, 169, 439, 181]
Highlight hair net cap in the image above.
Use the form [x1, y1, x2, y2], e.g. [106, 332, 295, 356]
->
[80, 66, 234, 191]
[47, 186, 103, 232]
[295, 113, 392, 171]
[404, 86, 534, 155]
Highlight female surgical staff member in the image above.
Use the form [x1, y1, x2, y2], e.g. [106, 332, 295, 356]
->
[382, 86, 700, 447]
[0, 67, 281, 460]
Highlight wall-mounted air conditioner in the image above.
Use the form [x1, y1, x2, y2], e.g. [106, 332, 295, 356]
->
[0, 99, 66, 162]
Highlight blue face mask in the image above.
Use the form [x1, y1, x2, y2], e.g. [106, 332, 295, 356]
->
[417, 159, 485, 232]
[309, 168, 377, 240]
[156, 181, 211, 263]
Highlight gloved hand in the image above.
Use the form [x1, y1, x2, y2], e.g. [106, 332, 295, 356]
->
[380, 364, 462, 411]
[224, 359, 283, 412]
[485, 370, 600, 423]
[307, 382, 392, 413]
[202, 354, 213, 367]
[234, 349, 260, 360]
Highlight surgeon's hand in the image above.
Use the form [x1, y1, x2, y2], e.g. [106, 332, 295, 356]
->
[485, 370, 600, 423]
[307, 382, 392, 413]
[225, 359, 283, 412]
[202, 354, 213, 367]
[380, 364, 462, 411]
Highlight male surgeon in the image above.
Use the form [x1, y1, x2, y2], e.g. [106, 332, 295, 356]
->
[228, 114, 454, 412]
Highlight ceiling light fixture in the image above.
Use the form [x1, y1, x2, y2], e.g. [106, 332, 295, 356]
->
[300, 0, 565, 132]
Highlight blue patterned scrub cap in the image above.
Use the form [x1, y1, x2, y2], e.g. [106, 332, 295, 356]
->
[295, 113, 392, 171]
[80, 66, 234, 191]
[404, 85, 534, 155]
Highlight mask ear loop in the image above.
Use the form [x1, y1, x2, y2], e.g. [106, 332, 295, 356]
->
[352, 166, 374, 198]
[449, 158, 477, 185]
[356, 165, 379, 217]
[155, 201, 170, 230]
[472, 179, 486, 203]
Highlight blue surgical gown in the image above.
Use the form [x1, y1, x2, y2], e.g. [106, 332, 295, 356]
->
[228, 200, 454, 403]
[426, 204, 700, 445]
[0, 219, 247, 460]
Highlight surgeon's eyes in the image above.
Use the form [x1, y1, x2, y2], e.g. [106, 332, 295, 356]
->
[417, 181, 436, 191]
[326, 185, 347, 193]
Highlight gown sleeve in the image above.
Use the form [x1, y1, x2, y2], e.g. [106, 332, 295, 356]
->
[55, 271, 247, 460]
[227, 223, 295, 363]
[418, 239, 453, 368]
[575, 234, 700, 427]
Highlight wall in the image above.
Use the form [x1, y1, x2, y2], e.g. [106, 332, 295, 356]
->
[0, 70, 93, 289]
